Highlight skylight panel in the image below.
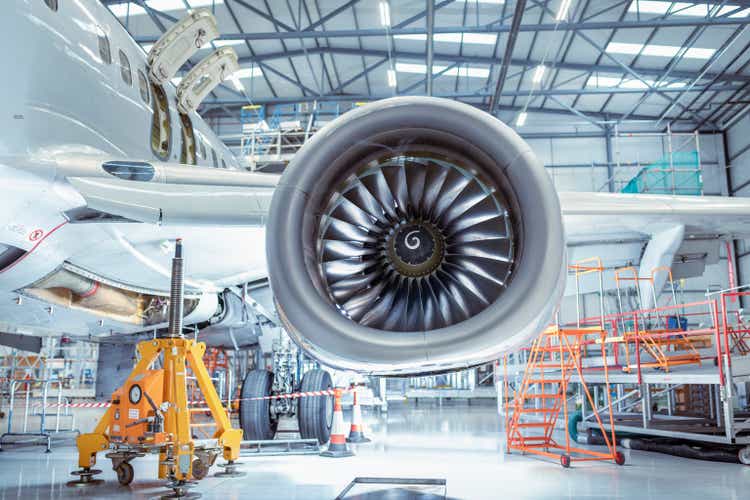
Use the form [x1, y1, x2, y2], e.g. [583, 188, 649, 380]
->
[586, 74, 688, 89]
[606, 42, 715, 59]
[109, 0, 224, 17]
[108, 3, 147, 16]
[234, 67, 263, 79]
[394, 33, 498, 45]
[627, 1, 750, 18]
[444, 66, 490, 78]
[394, 62, 489, 78]
[586, 75, 623, 88]
[210, 40, 246, 48]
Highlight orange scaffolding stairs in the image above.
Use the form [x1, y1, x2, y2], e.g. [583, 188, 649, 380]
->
[504, 326, 624, 468]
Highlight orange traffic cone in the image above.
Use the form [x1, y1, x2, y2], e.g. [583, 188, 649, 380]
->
[321, 387, 354, 457]
[346, 387, 371, 443]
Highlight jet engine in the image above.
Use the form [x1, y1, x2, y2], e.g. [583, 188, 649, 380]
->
[267, 97, 566, 374]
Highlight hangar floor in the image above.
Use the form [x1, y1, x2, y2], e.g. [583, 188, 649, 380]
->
[0, 402, 745, 499]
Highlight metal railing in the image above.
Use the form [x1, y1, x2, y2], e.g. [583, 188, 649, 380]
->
[0, 378, 79, 452]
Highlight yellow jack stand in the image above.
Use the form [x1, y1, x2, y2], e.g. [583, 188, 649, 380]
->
[67, 240, 242, 498]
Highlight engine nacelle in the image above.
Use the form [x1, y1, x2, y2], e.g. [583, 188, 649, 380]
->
[267, 97, 566, 375]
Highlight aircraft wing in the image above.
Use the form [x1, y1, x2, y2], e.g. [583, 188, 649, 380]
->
[559, 191, 750, 305]
[560, 191, 750, 244]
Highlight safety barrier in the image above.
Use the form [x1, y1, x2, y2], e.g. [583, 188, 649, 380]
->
[0, 379, 79, 452]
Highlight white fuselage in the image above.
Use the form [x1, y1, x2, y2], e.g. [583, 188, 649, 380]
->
[0, 1, 267, 337]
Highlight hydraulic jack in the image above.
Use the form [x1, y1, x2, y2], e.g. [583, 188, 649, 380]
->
[67, 240, 243, 498]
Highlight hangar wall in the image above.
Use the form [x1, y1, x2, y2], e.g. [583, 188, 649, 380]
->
[726, 112, 750, 295]
[539, 130, 731, 324]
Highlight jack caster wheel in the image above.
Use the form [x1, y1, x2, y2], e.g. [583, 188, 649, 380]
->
[66, 468, 104, 487]
[739, 446, 750, 466]
[116, 462, 134, 486]
[615, 451, 626, 466]
[192, 458, 209, 480]
[161, 479, 201, 499]
[214, 460, 246, 478]
[560, 454, 571, 468]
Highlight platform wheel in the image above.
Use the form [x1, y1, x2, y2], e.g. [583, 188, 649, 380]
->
[615, 451, 626, 466]
[115, 462, 134, 486]
[192, 458, 209, 479]
[739, 446, 750, 466]
[560, 454, 571, 468]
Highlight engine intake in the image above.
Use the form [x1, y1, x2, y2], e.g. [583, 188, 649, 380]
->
[267, 97, 565, 374]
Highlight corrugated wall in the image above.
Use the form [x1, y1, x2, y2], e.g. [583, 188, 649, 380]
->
[726, 112, 750, 294]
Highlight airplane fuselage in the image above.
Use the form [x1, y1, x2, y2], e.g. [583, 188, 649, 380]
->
[0, 1, 267, 337]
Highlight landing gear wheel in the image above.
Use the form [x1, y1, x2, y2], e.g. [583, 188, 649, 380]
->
[739, 446, 750, 465]
[116, 462, 134, 486]
[191, 458, 208, 480]
[615, 451, 626, 466]
[239, 370, 278, 441]
[298, 369, 333, 445]
[560, 454, 571, 468]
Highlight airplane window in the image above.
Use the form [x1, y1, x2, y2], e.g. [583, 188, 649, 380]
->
[179, 113, 197, 165]
[98, 30, 111, 65]
[150, 84, 171, 161]
[138, 70, 150, 104]
[119, 50, 132, 86]
[211, 149, 218, 168]
[44, 0, 58, 11]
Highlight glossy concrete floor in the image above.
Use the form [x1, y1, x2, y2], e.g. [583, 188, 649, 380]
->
[0, 401, 747, 499]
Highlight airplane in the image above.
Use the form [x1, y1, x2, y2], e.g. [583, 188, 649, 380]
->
[3, 0, 750, 440]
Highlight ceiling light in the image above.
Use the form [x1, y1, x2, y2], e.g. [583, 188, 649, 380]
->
[556, 0, 573, 21]
[516, 112, 527, 127]
[532, 65, 546, 84]
[379, 1, 391, 27]
[387, 69, 397, 87]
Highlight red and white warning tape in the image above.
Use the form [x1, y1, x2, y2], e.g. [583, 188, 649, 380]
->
[30, 387, 353, 409]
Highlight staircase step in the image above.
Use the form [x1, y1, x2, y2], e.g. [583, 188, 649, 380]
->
[514, 422, 551, 428]
[526, 379, 563, 384]
[517, 408, 559, 414]
[525, 393, 559, 399]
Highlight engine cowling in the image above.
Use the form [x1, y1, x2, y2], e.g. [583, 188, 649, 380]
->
[267, 97, 566, 375]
